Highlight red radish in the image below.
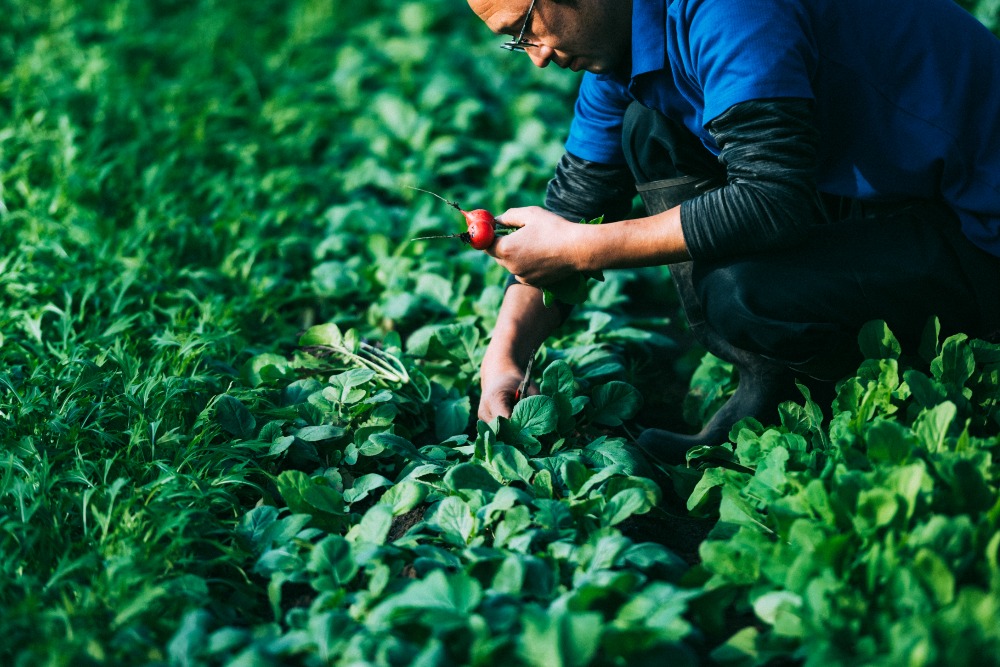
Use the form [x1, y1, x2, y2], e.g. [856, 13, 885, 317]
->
[407, 186, 500, 250]
[463, 209, 496, 249]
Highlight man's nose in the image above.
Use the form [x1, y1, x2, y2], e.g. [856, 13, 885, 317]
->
[528, 45, 555, 68]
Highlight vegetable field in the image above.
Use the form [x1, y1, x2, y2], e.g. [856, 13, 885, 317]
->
[3, 1, 1000, 665]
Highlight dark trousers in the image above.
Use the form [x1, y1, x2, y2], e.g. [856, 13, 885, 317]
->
[622, 103, 1000, 378]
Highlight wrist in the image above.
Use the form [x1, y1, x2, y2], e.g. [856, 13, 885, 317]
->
[570, 221, 599, 273]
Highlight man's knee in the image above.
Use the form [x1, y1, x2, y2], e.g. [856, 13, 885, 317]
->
[694, 260, 853, 375]
[696, 262, 771, 353]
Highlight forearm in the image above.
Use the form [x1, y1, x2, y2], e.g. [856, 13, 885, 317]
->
[484, 283, 563, 369]
[572, 205, 690, 271]
[478, 282, 563, 420]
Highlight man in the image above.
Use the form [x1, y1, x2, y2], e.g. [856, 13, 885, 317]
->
[469, 0, 1000, 464]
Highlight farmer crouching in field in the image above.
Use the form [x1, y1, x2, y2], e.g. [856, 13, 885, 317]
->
[468, 0, 1000, 464]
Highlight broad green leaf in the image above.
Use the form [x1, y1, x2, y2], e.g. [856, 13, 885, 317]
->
[560, 458, 592, 496]
[752, 590, 804, 637]
[235, 506, 280, 553]
[620, 543, 687, 579]
[307, 611, 357, 663]
[532, 468, 555, 499]
[913, 401, 958, 453]
[580, 438, 653, 478]
[368, 432, 424, 461]
[429, 322, 480, 364]
[611, 582, 696, 645]
[887, 463, 929, 521]
[326, 369, 377, 404]
[215, 395, 256, 439]
[745, 446, 791, 505]
[711, 627, 763, 664]
[602, 487, 653, 526]
[699, 527, 770, 586]
[479, 486, 528, 522]
[511, 394, 559, 437]
[444, 462, 502, 495]
[488, 444, 536, 484]
[493, 504, 533, 550]
[517, 606, 603, 667]
[283, 379, 324, 406]
[491, 554, 527, 595]
[853, 487, 899, 533]
[294, 424, 346, 442]
[436, 394, 471, 440]
[347, 503, 395, 545]
[913, 548, 955, 605]
[858, 320, 902, 359]
[427, 496, 476, 543]
[540, 360, 575, 398]
[866, 418, 915, 463]
[302, 483, 346, 514]
[299, 323, 344, 347]
[365, 569, 483, 631]
[584, 534, 632, 571]
[259, 514, 315, 552]
[986, 532, 1000, 581]
[343, 474, 392, 504]
[379, 480, 428, 516]
[308, 535, 358, 591]
[534, 499, 575, 539]
[931, 333, 975, 387]
[276, 471, 348, 532]
[576, 464, 626, 499]
[167, 610, 211, 667]
[687, 467, 750, 515]
[243, 353, 290, 387]
[589, 381, 643, 427]
[604, 476, 662, 509]
[541, 272, 601, 308]
[904, 370, 950, 409]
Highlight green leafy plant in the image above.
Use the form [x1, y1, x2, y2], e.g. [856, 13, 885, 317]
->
[3, 0, 999, 665]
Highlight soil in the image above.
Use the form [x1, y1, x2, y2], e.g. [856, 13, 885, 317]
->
[387, 505, 426, 544]
[618, 506, 715, 566]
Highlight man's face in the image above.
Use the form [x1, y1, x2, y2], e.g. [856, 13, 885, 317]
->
[467, 0, 632, 74]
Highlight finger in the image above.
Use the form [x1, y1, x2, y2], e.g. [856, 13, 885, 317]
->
[484, 229, 522, 263]
[493, 206, 537, 229]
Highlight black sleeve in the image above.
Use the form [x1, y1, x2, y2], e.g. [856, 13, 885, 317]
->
[680, 98, 828, 260]
[544, 151, 637, 222]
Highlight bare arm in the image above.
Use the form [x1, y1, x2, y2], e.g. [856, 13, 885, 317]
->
[478, 282, 564, 422]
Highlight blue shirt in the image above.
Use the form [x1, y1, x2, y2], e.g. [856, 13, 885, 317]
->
[565, 0, 1000, 257]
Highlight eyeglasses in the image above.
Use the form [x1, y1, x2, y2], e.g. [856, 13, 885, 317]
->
[500, 0, 539, 52]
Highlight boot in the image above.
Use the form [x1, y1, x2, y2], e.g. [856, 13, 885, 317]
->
[634, 177, 792, 466]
